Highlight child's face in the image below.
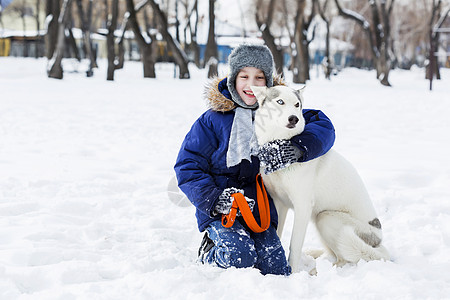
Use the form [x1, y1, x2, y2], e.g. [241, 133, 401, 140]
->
[235, 67, 267, 106]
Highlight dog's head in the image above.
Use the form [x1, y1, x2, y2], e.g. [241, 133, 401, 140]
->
[251, 85, 306, 144]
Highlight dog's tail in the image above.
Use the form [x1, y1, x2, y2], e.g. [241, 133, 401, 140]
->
[332, 226, 390, 264]
[316, 211, 390, 265]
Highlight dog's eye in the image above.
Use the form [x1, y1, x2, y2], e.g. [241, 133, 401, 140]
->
[277, 99, 285, 105]
[295, 102, 300, 108]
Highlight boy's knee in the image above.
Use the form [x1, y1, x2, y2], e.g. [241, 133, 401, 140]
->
[204, 221, 258, 269]
[212, 236, 257, 269]
[227, 242, 258, 268]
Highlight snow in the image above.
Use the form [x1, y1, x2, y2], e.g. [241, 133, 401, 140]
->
[1, 57, 450, 299]
[0, 29, 47, 38]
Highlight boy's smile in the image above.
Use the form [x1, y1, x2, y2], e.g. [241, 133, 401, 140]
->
[235, 67, 267, 106]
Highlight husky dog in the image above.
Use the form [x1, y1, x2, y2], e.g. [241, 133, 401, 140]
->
[251, 85, 390, 273]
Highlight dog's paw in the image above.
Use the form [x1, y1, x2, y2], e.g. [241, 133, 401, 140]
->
[304, 249, 325, 259]
[300, 252, 317, 275]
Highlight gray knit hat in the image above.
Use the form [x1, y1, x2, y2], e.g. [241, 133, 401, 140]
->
[227, 44, 274, 109]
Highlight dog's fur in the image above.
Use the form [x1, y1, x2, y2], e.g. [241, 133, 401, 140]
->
[251, 85, 390, 273]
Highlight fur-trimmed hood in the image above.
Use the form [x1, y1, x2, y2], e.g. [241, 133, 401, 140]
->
[204, 74, 285, 112]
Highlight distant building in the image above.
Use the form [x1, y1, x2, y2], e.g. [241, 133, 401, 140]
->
[0, 1, 46, 57]
[0, 29, 45, 57]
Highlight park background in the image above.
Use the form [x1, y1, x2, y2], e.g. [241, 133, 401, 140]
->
[1, 0, 450, 299]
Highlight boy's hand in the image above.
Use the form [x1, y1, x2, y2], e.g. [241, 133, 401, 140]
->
[214, 187, 255, 216]
[258, 139, 303, 174]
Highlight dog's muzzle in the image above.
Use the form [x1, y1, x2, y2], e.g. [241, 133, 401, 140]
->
[287, 115, 299, 128]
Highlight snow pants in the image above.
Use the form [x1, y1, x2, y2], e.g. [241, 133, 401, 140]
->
[201, 220, 291, 276]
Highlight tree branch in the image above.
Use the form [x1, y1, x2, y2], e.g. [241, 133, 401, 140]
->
[334, 0, 379, 58]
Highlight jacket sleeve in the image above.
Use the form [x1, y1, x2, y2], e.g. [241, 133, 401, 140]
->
[290, 109, 335, 162]
[174, 115, 223, 218]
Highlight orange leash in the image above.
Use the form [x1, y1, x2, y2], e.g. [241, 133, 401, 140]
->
[221, 174, 270, 233]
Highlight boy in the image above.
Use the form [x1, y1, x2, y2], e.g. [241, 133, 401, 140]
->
[174, 44, 335, 275]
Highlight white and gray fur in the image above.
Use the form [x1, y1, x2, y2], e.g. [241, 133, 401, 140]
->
[251, 85, 390, 273]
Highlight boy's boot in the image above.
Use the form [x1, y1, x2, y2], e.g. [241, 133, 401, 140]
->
[198, 232, 215, 263]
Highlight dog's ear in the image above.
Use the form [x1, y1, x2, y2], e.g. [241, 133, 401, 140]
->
[250, 86, 267, 104]
[294, 85, 305, 105]
[296, 85, 306, 94]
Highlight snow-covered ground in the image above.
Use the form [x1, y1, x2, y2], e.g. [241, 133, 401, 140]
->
[0, 57, 449, 299]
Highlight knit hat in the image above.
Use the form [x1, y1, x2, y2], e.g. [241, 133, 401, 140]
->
[227, 44, 274, 109]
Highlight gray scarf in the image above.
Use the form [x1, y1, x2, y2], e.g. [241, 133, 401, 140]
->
[226, 107, 259, 168]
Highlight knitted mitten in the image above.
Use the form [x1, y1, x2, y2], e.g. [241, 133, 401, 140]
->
[214, 187, 255, 216]
[258, 139, 303, 174]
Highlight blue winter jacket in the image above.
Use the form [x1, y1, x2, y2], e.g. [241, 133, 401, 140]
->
[175, 77, 335, 232]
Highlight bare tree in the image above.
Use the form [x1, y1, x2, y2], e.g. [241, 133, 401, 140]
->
[47, 0, 73, 79]
[390, 1, 429, 69]
[334, 0, 395, 86]
[148, 0, 190, 78]
[427, 0, 450, 89]
[142, 4, 159, 69]
[126, 0, 156, 78]
[290, 0, 317, 84]
[281, 0, 295, 71]
[255, 0, 284, 76]
[317, 0, 332, 79]
[106, 0, 120, 80]
[35, 0, 41, 58]
[280, 0, 317, 83]
[183, 0, 200, 67]
[45, 0, 60, 59]
[427, 0, 441, 83]
[191, 0, 200, 67]
[174, 0, 180, 42]
[204, 0, 217, 78]
[67, 22, 81, 61]
[180, 0, 188, 47]
[75, 0, 97, 76]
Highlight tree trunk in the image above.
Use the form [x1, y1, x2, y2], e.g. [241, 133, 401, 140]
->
[379, 46, 391, 86]
[294, 25, 309, 83]
[324, 19, 332, 79]
[184, 0, 200, 67]
[67, 26, 81, 61]
[143, 5, 158, 74]
[76, 0, 97, 76]
[126, 0, 156, 78]
[48, 0, 73, 79]
[204, 0, 217, 77]
[291, 0, 313, 84]
[45, 0, 60, 59]
[148, 0, 190, 79]
[189, 0, 200, 67]
[317, 0, 332, 79]
[427, 1, 449, 84]
[174, 0, 180, 42]
[35, 0, 41, 58]
[281, 0, 295, 72]
[21, 8, 29, 57]
[142, 44, 156, 77]
[106, 0, 118, 81]
[434, 35, 441, 80]
[375, 0, 392, 86]
[255, 0, 284, 76]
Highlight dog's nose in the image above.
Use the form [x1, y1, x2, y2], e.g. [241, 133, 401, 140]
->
[288, 115, 299, 125]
